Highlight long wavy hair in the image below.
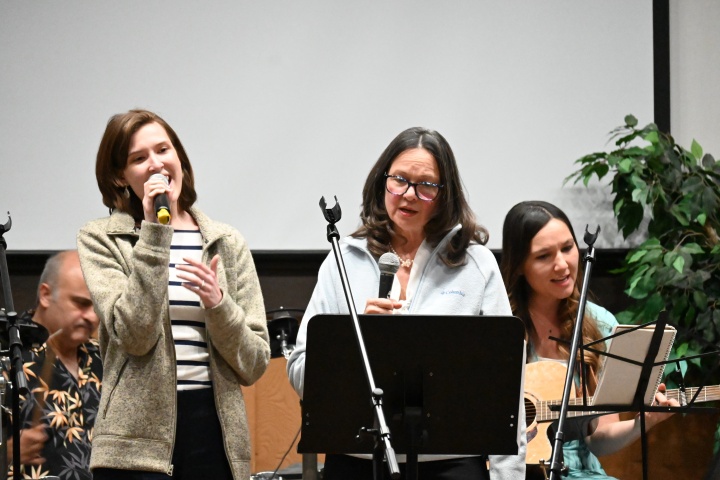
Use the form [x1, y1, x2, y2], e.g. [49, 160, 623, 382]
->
[500, 200, 604, 391]
[95, 109, 197, 222]
[352, 127, 486, 267]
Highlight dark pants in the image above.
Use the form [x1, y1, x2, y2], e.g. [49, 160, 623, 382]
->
[323, 454, 490, 480]
[93, 388, 233, 480]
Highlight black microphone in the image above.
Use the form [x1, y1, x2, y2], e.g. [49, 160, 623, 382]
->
[150, 173, 171, 225]
[378, 252, 400, 299]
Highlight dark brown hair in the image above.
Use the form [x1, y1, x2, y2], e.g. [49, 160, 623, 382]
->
[95, 109, 197, 221]
[352, 127, 487, 267]
[500, 200, 604, 390]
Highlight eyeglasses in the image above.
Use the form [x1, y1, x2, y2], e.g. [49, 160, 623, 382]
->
[384, 173, 443, 201]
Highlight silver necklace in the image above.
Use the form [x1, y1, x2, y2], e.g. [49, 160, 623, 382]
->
[389, 246, 414, 268]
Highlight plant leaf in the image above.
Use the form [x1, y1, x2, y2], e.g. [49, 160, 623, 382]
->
[644, 130, 659, 144]
[640, 249, 663, 264]
[631, 186, 649, 205]
[596, 163, 609, 180]
[681, 243, 705, 255]
[614, 197, 625, 216]
[702, 153, 715, 168]
[643, 292, 665, 320]
[693, 291, 708, 310]
[672, 255, 685, 273]
[617, 202, 645, 237]
[618, 158, 634, 173]
[627, 250, 647, 263]
[691, 139, 703, 160]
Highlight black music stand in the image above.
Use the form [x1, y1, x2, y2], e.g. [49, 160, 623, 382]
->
[551, 318, 719, 480]
[299, 314, 526, 473]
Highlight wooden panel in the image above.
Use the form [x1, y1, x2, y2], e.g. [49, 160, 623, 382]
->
[242, 357, 325, 475]
[600, 409, 719, 479]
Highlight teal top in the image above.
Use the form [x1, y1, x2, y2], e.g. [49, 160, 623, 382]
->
[527, 302, 619, 479]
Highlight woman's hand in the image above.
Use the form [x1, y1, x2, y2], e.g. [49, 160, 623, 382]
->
[176, 254, 223, 308]
[586, 384, 680, 457]
[364, 298, 402, 314]
[645, 383, 679, 428]
[141, 174, 171, 223]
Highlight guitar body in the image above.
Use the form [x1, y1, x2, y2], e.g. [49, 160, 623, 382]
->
[524, 361, 574, 465]
[523, 359, 719, 467]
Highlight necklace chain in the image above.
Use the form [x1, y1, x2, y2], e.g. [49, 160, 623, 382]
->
[389, 246, 414, 268]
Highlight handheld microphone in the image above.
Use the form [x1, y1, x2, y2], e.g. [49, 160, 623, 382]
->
[150, 173, 171, 225]
[378, 252, 400, 299]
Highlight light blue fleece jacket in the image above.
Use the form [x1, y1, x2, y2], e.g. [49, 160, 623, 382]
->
[287, 225, 527, 480]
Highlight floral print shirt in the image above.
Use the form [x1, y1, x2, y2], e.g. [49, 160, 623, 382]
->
[10, 340, 102, 480]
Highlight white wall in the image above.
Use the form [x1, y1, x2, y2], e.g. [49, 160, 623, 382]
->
[670, 0, 720, 157]
[0, 1, 654, 251]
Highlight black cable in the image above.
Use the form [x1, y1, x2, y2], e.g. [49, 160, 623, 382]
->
[266, 425, 301, 480]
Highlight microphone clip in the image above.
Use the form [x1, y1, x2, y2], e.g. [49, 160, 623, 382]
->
[319, 196, 342, 225]
[320, 196, 342, 241]
[583, 224, 601, 247]
[0, 212, 11, 250]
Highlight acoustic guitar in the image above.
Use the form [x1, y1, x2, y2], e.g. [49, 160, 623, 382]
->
[524, 360, 720, 465]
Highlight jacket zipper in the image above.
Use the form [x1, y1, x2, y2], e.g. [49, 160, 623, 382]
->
[167, 297, 178, 476]
[102, 358, 129, 418]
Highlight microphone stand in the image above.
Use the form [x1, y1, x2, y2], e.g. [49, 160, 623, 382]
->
[318, 197, 400, 480]
[0, 213, 29, 480]
[547, 225, 600, 480]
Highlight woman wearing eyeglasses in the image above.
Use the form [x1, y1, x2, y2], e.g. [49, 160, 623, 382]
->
[287, 127, 525, 480]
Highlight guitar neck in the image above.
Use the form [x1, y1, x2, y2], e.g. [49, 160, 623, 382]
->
[535, 385, 720, 422]
[665, 385, 720, 405]
[535, 396, 599, 422]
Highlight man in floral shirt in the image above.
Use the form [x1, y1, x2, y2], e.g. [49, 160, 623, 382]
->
[8, 251, 102, 480]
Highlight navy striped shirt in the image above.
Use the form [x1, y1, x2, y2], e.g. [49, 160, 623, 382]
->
[169, 229, 211, 390]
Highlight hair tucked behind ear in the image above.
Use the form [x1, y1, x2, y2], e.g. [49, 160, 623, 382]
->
[500, 200, 605, 392]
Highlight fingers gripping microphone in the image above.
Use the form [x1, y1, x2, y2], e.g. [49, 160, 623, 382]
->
[150, 173, 171, 225]
[378, 252, 401, 299]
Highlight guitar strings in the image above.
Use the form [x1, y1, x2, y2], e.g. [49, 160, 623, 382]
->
[527, 385, 720, 424]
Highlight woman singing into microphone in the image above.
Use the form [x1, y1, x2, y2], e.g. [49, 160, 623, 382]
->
[77, 109, 270, 480]
[287, 127, 526, 480]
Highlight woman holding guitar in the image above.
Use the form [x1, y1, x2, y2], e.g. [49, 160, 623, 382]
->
[500, 200, 678, 479]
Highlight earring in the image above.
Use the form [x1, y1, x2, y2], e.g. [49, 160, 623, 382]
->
[123, 186, 130, 199]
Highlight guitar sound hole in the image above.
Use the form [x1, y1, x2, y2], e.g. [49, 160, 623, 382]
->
[525, 397, 537, 424]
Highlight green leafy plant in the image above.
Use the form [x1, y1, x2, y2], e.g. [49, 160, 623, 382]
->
[566, 114, 720, 387]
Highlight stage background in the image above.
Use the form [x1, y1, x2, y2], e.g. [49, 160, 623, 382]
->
[1, 0, 657, 251]
[2, 1, 719, 478]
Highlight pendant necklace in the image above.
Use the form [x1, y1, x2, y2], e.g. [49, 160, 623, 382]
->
[389, 246, 414, 268]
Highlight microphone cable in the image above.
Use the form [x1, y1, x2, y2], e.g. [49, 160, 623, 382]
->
[264, 425, 301, 480]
